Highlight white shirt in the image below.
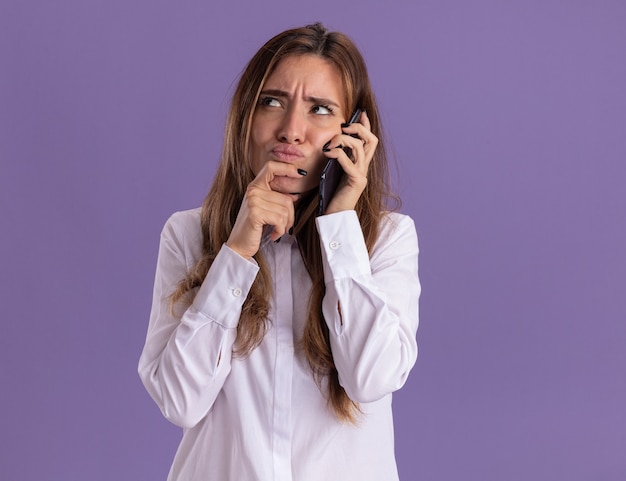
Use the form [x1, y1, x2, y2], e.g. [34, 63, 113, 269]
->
[138, 208, 420, 481]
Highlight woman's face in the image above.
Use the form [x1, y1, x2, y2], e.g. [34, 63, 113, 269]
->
[249, 54, 347, 194]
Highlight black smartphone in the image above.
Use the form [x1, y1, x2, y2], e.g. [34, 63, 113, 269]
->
[318, 109, 363, 216]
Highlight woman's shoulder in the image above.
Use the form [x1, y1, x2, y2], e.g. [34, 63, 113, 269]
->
[164, 207, 202, 229]
[160, 207, 203, 255]
[373, 211, 418, 255]
[379, 211, 417, 237]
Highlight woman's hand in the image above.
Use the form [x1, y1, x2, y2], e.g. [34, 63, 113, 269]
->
[322, 110, 378, 215]
[226, 161, 305, 259]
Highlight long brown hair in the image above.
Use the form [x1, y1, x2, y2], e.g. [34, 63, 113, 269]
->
[171, 22, 397, 422]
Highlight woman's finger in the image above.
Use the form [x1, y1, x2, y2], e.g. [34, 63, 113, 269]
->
[250, 160, 308, 190]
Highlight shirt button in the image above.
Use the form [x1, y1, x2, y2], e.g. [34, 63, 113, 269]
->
[329, 241, 340, 250]
[232, 288, 242, 297]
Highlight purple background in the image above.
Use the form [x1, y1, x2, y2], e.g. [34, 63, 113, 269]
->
[2, 1, 625, 480]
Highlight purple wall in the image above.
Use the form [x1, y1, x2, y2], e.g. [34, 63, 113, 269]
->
[2, 1, 624, 479]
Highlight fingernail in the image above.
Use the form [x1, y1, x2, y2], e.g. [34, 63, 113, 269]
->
[322, 141, 331, 151]
[340, 122, 350, 128]
[297, 168, 307, 176]
[288, 227, 293, 235]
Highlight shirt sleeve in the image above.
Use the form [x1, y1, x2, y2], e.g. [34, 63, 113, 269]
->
[138, 212, 259, 428]
[315, 210, 420, 403]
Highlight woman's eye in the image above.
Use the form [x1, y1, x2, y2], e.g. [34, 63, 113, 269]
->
[312, 105, 333, 115]
[260, 97, 281, 107]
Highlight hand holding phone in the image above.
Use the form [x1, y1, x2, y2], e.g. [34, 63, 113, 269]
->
[318, 109, 363, 216]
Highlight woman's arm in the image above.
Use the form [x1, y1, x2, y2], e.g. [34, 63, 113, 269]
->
[316, 210, 420, 403]
[138, 211, 259, 428]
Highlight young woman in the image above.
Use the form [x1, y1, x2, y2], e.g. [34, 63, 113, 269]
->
[138, 22, 420, 481]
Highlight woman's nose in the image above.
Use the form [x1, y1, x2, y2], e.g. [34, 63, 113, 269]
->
[278, 108, 304, 143]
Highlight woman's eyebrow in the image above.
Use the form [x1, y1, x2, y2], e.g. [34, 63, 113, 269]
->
[306, 96, 341, 108]
[260, 89, 341, 108]
[260, 89, 289, 98]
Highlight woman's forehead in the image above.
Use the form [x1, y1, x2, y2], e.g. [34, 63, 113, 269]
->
[263, 54, 348, 109]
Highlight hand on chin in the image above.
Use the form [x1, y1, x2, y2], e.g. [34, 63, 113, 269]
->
[269, 176, 303, 195]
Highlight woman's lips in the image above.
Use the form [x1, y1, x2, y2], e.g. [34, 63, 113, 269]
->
[270, 145, 304, 163]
